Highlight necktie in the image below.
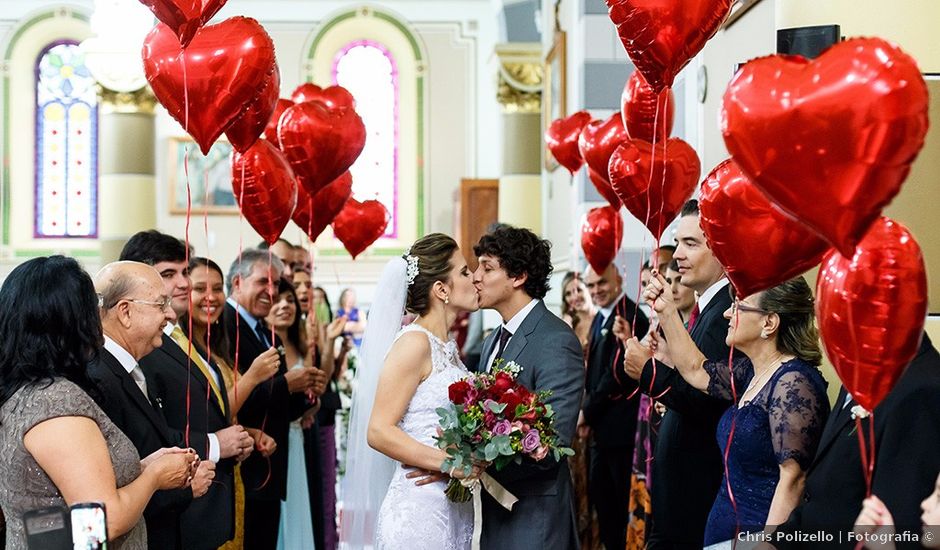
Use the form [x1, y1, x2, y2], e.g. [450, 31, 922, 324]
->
[254, 320, 271, 347]
[590, 313, 604, 343]
[494, 327, 513, 362]
[687, 302, 701, 332]
[170, 326, 225, 412]
[130, 365, 150, 403]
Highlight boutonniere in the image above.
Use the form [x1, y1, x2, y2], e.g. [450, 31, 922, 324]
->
[850, 405, 870, 420]
[601, 328, 609, 338]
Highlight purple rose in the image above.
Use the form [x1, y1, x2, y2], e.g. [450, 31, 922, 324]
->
[492, 420, 511, 436]
[522, 429, 541, 453]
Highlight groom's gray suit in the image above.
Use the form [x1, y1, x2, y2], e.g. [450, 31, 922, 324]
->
[478, 300, 584, 550]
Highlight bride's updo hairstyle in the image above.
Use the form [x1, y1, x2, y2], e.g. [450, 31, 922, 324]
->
[404, 233, 459, 316]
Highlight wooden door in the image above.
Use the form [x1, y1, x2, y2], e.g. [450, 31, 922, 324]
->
[457, 179, 499, 271]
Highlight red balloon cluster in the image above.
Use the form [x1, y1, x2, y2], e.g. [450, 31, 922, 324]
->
[579, 114, 628, 207]
[698, 159, 830, 298]
[231, 140, 298, 246]
[722, 37, 929, 257]
[816, 218, 927, 411]
[581, 206, 623, 274]
[333, 199, 391, 259]
[621, 71, 675, 143]
[606, 0, 731, 93]
[292, 172, 354, 242]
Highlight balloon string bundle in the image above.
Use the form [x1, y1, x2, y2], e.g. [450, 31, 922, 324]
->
[724, 314, 742, 548]
[843, 276, 877, 496]
[233, 162, 245, 419]
[182, 143, 193, 450]
[252, 246, 278, 491]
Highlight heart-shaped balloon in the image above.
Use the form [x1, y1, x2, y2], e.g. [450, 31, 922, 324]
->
[607, 0, 731, 92]
[292, 171, 354, 241]
[143, 18, 276, 155]
[278, 101, 367, 196]
[608, 138, 700, 240]
[621, 71, 675, 143]
[699, 159, 831, 298]
[138, 0, 227, 47]
[231, 139, 298, 245]
[225, 64, 281, 153]
[587, 167, 622, 209]
[581, 206, 623, 274]
[579, 114, 629, 185]
[291, 83, 356, 109]
[722, 37, 929, 257]
[333, 198, 390, 259]
[263, 98, 293, 147]
[545, 111, 592, 174]
[816, 217, 927, 411]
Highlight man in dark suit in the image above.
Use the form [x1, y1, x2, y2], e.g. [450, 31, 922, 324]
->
[771, 332, 940, 549]
[622, 199, 735, 549]
[88, 261, 211, 550]
[120, 231, 255, 549]
[580, 262, 649, 550]
[222, 249, 321, 548]
[472, 225, 585, 550]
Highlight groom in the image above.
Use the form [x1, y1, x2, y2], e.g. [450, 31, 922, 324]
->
[472, 225, 584, 549]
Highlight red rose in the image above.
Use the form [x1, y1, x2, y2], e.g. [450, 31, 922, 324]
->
[498, 390, 526, 420]
[449, 380, 473, 404]
[491, 372, 513, 397]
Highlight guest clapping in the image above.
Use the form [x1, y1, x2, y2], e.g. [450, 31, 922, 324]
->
[0, 257, 194, 549]
[623, 276, 829, 545]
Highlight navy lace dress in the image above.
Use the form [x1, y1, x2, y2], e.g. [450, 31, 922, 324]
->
[702, 357, 830, 545]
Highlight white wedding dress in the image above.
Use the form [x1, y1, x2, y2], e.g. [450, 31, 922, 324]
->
[373, 324, 474, 550]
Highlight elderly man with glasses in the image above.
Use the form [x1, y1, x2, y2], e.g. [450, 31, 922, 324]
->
[88, 261, 215, 550]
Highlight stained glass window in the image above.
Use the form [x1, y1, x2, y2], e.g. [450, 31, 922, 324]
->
[35, 41, 98, 238]
[333, 41, 399, 237]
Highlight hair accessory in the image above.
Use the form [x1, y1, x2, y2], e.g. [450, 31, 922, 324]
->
[403, 248, 419, 287]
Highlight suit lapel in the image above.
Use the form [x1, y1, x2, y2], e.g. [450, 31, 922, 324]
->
[690, 286, 732, 341]
[102, 349, 170, 442]
[588, 312, 605, 354]
[159, 334, 227, 418]
[811, 386, 855, 468]
[501, 301, 546, 363]
[480, 330, 497, 373]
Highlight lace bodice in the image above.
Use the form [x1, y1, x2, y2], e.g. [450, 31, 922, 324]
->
[394, 324, 469, 446]
[374, 324, 473, 550]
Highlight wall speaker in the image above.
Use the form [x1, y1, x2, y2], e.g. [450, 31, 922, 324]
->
[777, 25, 841, 59]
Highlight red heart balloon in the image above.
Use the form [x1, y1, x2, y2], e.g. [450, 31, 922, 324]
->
[607, 0, 731, 92]
[545, 111, 592, 174]
[579, 114, 629, 184]
[581, 206, 623, 274]
[699, 159, 831, 298]
[291, 83, 356, 109]
[292, 171, 354, 241]
[587, 167, 622, 209]
[816, 217, 927, 411]
[278, 101, 366, 196]
[263, 98, 294, 147]
[225, 64, 280, 154]
[608, 138, 700, 241]
[143, 18, 276, 155]
[621, 71, 675, 143]
[333, 199, 390, 259]
[138, 0, 227, 47]
[231, 139, 298, 246]
[722, 37, 929, 257]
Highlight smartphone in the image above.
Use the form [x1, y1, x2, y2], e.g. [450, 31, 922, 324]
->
[23, 505, 71, 550]
[70, 502, 108, 550]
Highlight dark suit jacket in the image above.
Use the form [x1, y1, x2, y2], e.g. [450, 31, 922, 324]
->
[141, 333, 235, 549]
[639, 285, 735, 549]
[478, 300, 585, 550]
[583, 294, 650, 449]
[87, 346, 191, 550]
[775, 333, 940, 549]
[221, 302, 308, 501]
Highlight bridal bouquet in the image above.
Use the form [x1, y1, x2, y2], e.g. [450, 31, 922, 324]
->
[435, 360, 575, 502]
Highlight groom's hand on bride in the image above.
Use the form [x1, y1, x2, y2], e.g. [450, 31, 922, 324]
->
[403, 464, 448, 486]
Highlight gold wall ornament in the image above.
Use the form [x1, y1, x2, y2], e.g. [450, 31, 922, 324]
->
[495, 43, 543, 114]
[98, 85, 157, 115]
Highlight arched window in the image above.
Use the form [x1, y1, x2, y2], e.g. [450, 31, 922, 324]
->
[333, 41, 399, 237]
[35, 41, 98, 238]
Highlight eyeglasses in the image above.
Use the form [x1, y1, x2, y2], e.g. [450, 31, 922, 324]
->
[125, 296, 173, 311]
[731, 300, 769, 315]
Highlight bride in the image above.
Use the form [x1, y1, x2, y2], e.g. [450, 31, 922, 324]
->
[340, 233, 480, 550]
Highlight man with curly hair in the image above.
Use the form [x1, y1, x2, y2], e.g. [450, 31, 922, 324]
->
[472, 225, 585, 550]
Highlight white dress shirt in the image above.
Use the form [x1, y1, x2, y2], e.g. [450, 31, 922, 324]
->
[696, 278, 730, 315]
[486, 298, 539, 371]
